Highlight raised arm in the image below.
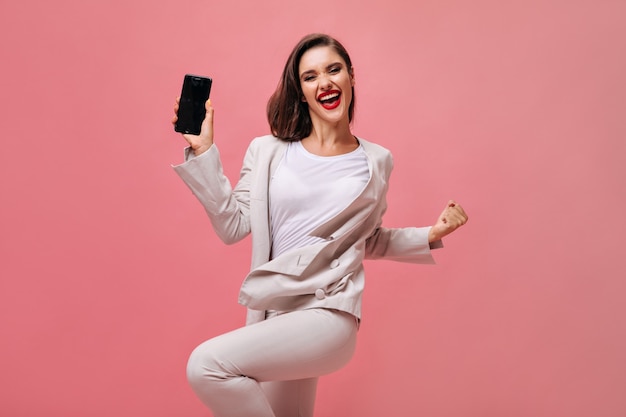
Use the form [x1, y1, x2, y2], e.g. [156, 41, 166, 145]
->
[171, 99, 252, 244]
[365, 201, 468, 263]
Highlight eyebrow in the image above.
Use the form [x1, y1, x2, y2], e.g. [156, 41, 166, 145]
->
[300, 62, 344, 78]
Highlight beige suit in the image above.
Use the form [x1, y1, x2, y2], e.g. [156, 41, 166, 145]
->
[174, 134, 440, 325]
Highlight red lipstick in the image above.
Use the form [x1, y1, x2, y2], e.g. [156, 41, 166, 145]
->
[317, 90, 341, 110]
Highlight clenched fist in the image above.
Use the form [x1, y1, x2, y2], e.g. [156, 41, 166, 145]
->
[428, 200, 468, 243]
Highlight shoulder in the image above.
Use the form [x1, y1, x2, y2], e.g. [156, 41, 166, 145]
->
[243, 135, 289, 168]
[357, 137, 393, 166]
[249, 134, 287, 148]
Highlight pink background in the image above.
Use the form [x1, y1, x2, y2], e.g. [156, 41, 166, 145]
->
[1, 0, 625, 416]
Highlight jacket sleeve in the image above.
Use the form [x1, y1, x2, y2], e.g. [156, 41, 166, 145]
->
[362, 145, 442, 264]
[172, 143, 254, 244]
[364, 226, 442, 264]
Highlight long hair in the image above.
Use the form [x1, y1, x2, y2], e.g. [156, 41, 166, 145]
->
[267, 33, 355, 141]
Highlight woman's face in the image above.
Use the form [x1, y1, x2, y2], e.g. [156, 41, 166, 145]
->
[298, 45, 354, 125]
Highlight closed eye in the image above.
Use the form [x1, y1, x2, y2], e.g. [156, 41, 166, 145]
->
[300, 62, 344, 82]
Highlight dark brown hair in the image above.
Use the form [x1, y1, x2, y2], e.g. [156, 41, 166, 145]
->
[267, 33, 355, 141]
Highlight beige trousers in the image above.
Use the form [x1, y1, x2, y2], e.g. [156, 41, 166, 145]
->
[186, 308, 358, 417]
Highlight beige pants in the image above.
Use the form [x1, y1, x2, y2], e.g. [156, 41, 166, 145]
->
[186, 308, 358, 417]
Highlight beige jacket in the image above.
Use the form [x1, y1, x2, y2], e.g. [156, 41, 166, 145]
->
[173, 135, 440, 325]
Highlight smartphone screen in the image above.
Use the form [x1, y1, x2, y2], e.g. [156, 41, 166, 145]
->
[174, 74, 212, 135]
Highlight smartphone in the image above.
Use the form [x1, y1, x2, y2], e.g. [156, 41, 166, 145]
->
[174, 74, 213, 135]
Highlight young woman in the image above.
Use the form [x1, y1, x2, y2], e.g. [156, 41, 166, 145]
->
[172, 33, 467, 417]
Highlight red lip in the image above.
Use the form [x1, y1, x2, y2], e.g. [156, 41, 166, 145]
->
[318, 90, 340, 100]
[317, 90, 341, 110]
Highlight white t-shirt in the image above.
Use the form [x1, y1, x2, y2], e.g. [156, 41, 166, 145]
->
[269, 140, 370, 259]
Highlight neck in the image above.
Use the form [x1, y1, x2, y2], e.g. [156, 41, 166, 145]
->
[301, 122, 358, 156]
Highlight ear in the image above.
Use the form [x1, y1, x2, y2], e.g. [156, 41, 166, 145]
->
[350, 67, 356, 86]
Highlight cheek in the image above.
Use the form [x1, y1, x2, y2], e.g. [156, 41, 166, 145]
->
[302, 86, 317, 102]
[344, 84, 354, 103]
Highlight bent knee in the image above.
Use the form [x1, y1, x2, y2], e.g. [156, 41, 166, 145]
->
[186, 341, 234, 387]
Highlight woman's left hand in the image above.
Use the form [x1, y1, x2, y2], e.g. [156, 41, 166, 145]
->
[428, 200, 468, 243]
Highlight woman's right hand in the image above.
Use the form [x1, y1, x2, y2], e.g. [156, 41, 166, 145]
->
[172, 98, 215, 156]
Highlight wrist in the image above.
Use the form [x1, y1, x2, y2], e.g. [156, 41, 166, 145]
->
[428, 226, 439, 243]
[193, 143, 213, 156]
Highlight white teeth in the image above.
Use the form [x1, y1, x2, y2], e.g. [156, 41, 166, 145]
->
[320, 93, 339, 102]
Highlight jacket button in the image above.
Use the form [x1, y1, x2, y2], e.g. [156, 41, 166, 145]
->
[330, 259, 340, 269]
[315, 289, 326, 300]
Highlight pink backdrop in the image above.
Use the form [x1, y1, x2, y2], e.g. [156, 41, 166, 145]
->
[1, 0, 625, 416]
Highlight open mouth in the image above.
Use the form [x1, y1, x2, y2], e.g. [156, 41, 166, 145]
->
[318, 90, 341, 110]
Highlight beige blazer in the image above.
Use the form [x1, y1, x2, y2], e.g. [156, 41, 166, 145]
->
[174, 135, 440, 325]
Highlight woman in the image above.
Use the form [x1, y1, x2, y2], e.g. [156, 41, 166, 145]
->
[172, 33, 467, 417]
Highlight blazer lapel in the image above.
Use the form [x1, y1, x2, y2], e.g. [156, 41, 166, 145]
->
[309, 138, 389, 240]
[249, 138, 288, 269]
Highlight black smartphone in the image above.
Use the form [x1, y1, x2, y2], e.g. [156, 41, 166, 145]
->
[174, 74, 213, 135]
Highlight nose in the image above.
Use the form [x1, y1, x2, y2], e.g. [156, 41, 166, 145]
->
[318, 74, 332, 90]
